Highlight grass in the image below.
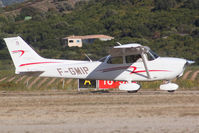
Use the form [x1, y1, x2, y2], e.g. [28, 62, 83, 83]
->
[176, 79, 199, 90]
[140, 81, 162, 91]
[0, 67, 199, 91]
[0, 78, 198, 91]
[0, 81, 25, 91]
[0, 70, 15, 79]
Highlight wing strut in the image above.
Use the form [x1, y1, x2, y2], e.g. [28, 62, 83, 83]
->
[141, 53, 151, 79]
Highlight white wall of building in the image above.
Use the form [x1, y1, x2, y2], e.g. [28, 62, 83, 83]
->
[68, 39, 82, 47]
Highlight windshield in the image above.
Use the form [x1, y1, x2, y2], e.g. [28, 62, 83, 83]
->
[147, 50, 159, 61]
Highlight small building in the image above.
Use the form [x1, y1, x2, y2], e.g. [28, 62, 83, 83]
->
[62, 35, 114, 47]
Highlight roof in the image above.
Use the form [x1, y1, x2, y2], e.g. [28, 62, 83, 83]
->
[63, 35, 114, 40]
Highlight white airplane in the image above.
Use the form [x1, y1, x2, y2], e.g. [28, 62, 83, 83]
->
[4, 36, 194, 92]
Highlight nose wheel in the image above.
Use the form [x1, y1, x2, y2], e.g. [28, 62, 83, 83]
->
[127, 90, 139, 93]
[168, 90, 175, 93]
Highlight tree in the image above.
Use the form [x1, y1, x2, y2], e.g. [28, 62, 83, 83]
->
[183, 0, 199, 9]
[15, 7, 42, 21]
[195, 18, 199, 27]
[154, 0, 177, 10]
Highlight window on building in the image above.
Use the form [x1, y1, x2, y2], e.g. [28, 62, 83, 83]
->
[69, 40, 74, 43]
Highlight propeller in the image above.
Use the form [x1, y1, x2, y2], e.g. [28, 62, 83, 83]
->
[186, 60, 195, 65]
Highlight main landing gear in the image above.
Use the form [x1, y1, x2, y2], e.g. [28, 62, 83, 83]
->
[119, 82, 141, 93]
[160, 81, 179, 93]
[119, 81, 179, 93]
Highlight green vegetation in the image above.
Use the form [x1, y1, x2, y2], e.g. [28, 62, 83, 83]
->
[0, 67, 199, 91]
[1, 0, 27, 7]
[0, 0, 198, 68]
[0, 76, 198, 91]
[0, 0, 199, 91]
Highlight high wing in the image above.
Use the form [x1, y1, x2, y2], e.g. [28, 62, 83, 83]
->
[110, 43, 152, 79]
[110, 43, 150, 57]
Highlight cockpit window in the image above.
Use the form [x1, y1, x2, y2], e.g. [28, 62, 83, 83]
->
[147, 50, 159, 61]
[126, 54, 142, 63]
[107, 56, 123, 64]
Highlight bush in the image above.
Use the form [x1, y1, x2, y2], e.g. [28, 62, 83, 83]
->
[194, 18, 199, 27]
[183, 0, 199, 9]
[154, 0, 177, 10]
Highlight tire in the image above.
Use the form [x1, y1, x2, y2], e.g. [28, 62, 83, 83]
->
[168, 90, 175, 93]
[127, 90, 138, 93]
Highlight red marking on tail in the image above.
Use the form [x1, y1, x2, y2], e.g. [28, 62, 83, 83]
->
[12, 50, 25, 57]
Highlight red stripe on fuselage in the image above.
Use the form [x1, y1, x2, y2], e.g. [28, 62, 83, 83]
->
[19, 62, 61, 67]
[99, 66, 170, 74]
[131, 70, 170, 74]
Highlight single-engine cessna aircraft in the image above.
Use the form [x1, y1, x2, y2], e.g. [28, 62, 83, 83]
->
[4, 36, 194, 92]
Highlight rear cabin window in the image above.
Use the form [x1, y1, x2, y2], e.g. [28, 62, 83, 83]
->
[107, 56, 123, 64]
[126, 55, 142, 63]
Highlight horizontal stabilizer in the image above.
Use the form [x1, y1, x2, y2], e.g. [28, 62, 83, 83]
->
[16, 70, 44, 76]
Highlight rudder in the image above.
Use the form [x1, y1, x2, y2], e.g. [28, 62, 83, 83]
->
[4, 36, 43, 69]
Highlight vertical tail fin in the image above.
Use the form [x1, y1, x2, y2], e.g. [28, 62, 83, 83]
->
[4, 36, 44, 69]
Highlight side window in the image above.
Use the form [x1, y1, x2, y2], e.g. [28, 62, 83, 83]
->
[126, 55, 142, 63]
[107, 56, 123, 64]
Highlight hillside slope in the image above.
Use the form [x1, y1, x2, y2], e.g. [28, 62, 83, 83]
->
[0, 0, 199, 69]
[3, 0, 87, 15]
[0, 0, 27, 6]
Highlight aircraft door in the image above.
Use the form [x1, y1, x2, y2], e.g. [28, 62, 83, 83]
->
[125, 54, 142, 64]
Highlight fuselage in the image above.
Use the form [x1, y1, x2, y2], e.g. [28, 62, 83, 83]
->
[17, 56, 187, 82]
[4, 36, 188, 83]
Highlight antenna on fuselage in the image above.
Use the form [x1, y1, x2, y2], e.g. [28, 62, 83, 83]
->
[84, 54, 92, 62]
[116, 42, 122, 46]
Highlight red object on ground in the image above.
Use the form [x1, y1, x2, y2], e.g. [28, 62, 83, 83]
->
[98, 80, 128, 89]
